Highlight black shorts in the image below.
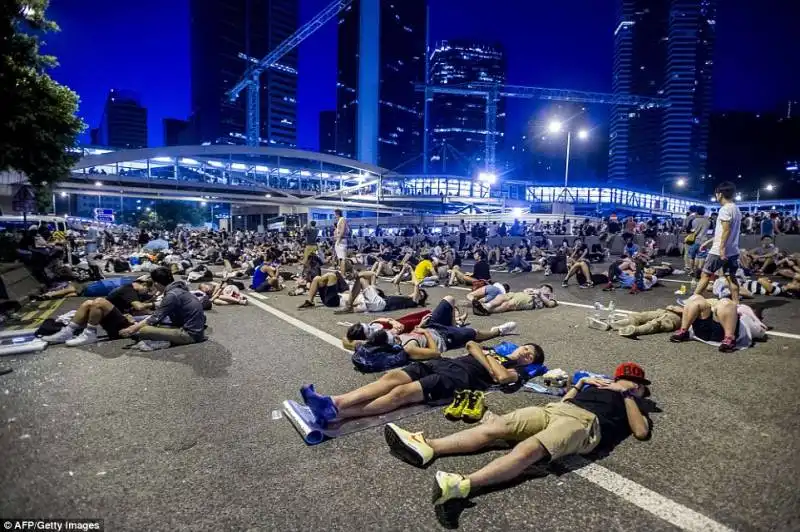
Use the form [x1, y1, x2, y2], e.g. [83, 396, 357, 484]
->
[317, 285, 341, 308]
[403, 360, 471, 404]
[100, 307, 133, 339]
[384, 295, 419, 312]
[426, 299, 476, 349]
[692, 314, 739, 342]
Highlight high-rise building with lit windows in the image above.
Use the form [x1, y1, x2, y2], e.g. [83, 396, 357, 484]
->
[335, 0, 426, 171]
[97, 89, 148, 149]
[189, 0, 298, 147]
[609, 0, 716, 190]
[428, 41, 506, 175]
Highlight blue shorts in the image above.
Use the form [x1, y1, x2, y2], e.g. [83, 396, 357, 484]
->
[484, 285, 503, 303]
[687, 243, 702, 259]
[702, 254, 739, 276]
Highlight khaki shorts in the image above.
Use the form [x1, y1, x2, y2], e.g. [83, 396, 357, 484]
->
[303, 245, 318, 261]
[508, 292, 535, 311]
[501, 402, 601, 460]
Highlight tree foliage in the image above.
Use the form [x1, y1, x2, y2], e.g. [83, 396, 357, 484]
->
[0, 0, 85, 209]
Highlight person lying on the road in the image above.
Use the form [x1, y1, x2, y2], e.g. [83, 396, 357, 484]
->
[37, 276, 140, 300]
[747, 277, 800, 299]
[383, 362, 651, 507]
[117, 267, 207, 351]
[589, 305, 684, 338]
[342, 309, 433, 351]
[472, 285, 556, 315]
[198, 281, 249, 306]
[466, 282, 510, 305]
[297, 271, 351, 309]
[362, 295, 517, 358]
[299, 340, 544, 424]
[324, 271, 428, 314]
[670, 294, 766, 352]
[42, 277, 156, 346]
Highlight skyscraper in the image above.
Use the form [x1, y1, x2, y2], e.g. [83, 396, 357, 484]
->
[428, 40, 506, 175]
[189, 0, 298, 147]
[335, 0, 426, 171]
[609, 0, 715, 189]
[163, 118, 190, 147]
[96, 89, 147, 149]
[318, 110, 337, 155]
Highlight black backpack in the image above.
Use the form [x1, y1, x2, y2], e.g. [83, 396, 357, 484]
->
[352, 343, 409, 373]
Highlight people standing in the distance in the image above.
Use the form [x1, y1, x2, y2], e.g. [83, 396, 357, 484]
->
[693, 181, 743, 304]
[333, 209, 350, 274]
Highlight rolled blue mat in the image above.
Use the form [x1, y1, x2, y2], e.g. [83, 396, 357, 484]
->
[282, 399, 325, 445]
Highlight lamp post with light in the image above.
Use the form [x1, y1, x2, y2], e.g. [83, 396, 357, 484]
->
[756, 183, 775, 208]
[547, 120, 589, 189]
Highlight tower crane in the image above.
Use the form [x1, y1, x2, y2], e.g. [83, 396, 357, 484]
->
[226, 0, 354, 147]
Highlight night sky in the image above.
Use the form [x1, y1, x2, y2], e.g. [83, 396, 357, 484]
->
[45, 0, 800, 149]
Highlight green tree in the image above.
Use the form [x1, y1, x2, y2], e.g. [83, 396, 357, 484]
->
[0, 1, 85, 212]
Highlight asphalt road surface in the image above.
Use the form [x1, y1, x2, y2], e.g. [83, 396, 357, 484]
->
[1, 267, 799, 531]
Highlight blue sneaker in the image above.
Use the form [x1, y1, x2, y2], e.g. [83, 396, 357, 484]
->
[300, 384, 338, 422]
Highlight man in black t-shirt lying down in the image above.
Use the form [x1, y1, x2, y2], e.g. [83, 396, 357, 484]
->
[383, 362, 652, 507]
[300, 341, 544, 424]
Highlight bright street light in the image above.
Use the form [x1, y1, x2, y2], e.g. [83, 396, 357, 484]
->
[577, 129, 589, 140]
[477, 172, 497, 185]
[94, 181, 103, 187]
[735, 193, 743, 201]
[765, 184, 775, 192]
[145, 207, 151, 212]
[548, 120, 563, 134]
[676, 178, 687, 187]
[200, 201, 207, 206]
[511, 207, 524, 217]
[60, 192, 67, 198]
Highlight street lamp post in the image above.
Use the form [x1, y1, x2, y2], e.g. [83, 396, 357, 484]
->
[756, 183, 775, 208]
[548, 120, 588, 202]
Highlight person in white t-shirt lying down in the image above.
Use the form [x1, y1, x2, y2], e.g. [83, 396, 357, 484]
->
[472, 285, 557, 315]
[466, 282, 510, 304]
[670, 294, 767, 352]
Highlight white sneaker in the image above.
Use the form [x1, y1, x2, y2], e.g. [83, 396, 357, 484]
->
[466, 293, 475, 302]
[586, 317, 611, 331]
[65, 329, 98, 347]
[510, 267, 522, 274]
[136, 340, 170, 352]
[492, 321, 517, 336]
[42, 327, 76, 344]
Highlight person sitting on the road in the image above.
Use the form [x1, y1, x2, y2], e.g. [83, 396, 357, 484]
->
[740, 236, 780, 274]
[118, 267, 207, 350]
[299, 340, 544, 424]
[589, 305, 684, 338]
[448, 250, 491, 287]
[506, 246, 533, 273]
[383, 362, 651, 507]
[42, 277, 156, 346]
[393, 252, 440, 291]
[472, 285, 556, 315]
[670, 294, 765, 352]
[250, 262, 284, 293]
[297, 271, 350, 309]
[363, 295, 517, 357]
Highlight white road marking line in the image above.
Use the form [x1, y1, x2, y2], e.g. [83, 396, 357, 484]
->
[246, 291, 736, 532]
[563, 457, 734, 532]
[247, 292, 348, 352]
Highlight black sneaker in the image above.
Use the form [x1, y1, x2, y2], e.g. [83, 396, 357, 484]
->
[472, 299, 490, 316]
[298, 300, 314, 309]
[561, 280, 569, 288]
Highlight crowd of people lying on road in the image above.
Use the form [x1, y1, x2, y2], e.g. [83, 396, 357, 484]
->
[9, 181, 797, 512]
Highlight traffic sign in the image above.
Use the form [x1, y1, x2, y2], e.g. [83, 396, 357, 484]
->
[95, 214, 115, 223]
[11, 185, 37, 214]
[94, 208, 114, 216]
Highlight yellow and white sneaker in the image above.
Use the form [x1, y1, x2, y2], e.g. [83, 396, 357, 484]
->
[432, 471, 470, 505]
[384, 423, 434, 467]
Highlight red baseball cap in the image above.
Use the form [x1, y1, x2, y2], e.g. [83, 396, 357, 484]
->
[614, 362, 651, 385]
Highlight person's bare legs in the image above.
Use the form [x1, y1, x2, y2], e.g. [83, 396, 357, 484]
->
[483, 294, 509, 311]
[468, 286, 488, 301]
[69, 300, 94, 326]
[87, 298, 114, 326]
[473, 328, 501, 341]
[336, 382, 424, 419]
[305, 272, 336, 301]
[714, 299, 739, 338]
[563, 262, 580, 283]
[693, 271, 712, 296]
[580, 262, 592, 283]
[332, 369, 412, 410]
[725, 273, 740, 305]
[680, 295, 711, 330]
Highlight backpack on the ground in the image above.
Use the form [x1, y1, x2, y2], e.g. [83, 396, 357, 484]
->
[352, 343, 409, 373]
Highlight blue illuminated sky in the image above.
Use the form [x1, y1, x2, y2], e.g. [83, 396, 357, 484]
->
[46, 0, 800, 149]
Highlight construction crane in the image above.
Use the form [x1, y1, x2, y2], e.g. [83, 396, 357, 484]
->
[418, 82, 670, 173]
[226, 0, 354, 147]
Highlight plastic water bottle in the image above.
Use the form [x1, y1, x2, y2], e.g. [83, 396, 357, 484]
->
[690, 278, 697, 292]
